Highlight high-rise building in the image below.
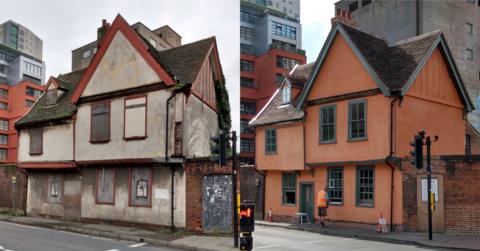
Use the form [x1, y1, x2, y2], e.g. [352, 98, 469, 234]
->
[334, 0, 480, 129]
[241, 0, 306, 164]
[0, 20, 45, 85]
[0, 20, 44, 164]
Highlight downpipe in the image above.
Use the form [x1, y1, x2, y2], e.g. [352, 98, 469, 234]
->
[165, 90, 176, 232]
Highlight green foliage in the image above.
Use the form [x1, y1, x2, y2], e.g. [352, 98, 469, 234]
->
[215, 77, 232, 133]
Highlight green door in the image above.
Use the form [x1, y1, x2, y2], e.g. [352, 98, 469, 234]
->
[300, 183, 314, 223]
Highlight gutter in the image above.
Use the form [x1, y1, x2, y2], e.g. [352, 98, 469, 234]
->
[386, 95, 402, 232]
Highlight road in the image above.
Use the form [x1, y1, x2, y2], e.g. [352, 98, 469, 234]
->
[253, 225, 448, 251]
[0, 221, 182, 251]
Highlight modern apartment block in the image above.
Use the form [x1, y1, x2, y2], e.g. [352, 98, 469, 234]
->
[0, 20, 45, 85]
[71, 20, 181, 71]
[240, 0, 306, 164]
[334, 0, 480, 129]
[0, 20, 45, 164]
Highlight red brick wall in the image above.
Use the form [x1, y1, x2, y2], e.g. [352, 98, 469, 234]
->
[402, 156, 480, 233]
[0, 165, 26, 211]
[184, 160, 238, 233]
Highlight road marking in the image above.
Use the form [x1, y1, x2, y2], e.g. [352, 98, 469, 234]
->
[129, 243, 147, 248]
[104, 249, 119, 251]
[256, 244, 280, 249]
[307, 240, 323, 243]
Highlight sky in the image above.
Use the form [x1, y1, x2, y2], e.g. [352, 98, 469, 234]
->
[2, 0, 240, 133]
[301, 0, 337, 63]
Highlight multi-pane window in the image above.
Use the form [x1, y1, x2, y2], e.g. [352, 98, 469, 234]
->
[25, 100, 34, 107]
[240, 100, 257, 115]
[241, 77, 255, 88]
[240, 119, 254, 134]
[0, 89, 8, 99]
[9, 25, 18, 48]
[0, 102, 7, 110]
[271, 21, 296, 39]
[240, 11, 251, 23]
[349, 1, 359, 11]
[0, 148, 6, 160]
[240, 60, 254, 72]
[0, 134, 7, 145]
[466, 49, 474, 60]
[0, 120, 8, 131]
[466, 23, 473, 35]
[348, 100, 367, 140]
[97, 167, 115, 204]
[0, 65, 6, 75]
[281, 84, 291, 104]
[47, 174, 62, 203]
[328, 167, 343, 204]
[23, 74, 41, 85]
[357, 166, 374, 207]
[29, 127, 43, 155]
[276, 74, 284, 84]
[265, 128, 277, 153]
[130, 167, 152, 206]
[0, 52, 5, 62]
[276, 56, 299, 69]
[26, 87, 42, 97]
[282, 172, 296, 205]
[124, 96, 147, 139]
[240, 27, 253, 41]
[24, 61, 42, 76]
[241, 44, 253, 55]
[240, 138, 255, 152]
[320, 105, 336, 143]
[83, 50, 91, 58]
[91, 101, 110, 142]
[362, 0, 371, 6]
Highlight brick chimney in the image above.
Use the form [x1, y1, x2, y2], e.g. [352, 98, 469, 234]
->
[331, 8, 356, 26]
[97, 19, 111, 46]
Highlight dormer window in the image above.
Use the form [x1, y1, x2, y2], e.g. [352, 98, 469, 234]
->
[281, 83, 291, 104]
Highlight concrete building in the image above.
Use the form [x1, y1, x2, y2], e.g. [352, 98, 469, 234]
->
[0, 20, 45, 85]
[334, 0, 480, 129]
[250, 22, 473, 232]
[240, 0, 305, 164]
[15, 15, 233, 233]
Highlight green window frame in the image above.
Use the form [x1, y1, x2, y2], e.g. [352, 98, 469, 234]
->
[348, 99, 367, 140]
[327, 167, 343, 205]
[265, 128, 277, 154]
[356, 166, 374, 207]
[282, 172, 296, 205]
[319, 105, 336, 143]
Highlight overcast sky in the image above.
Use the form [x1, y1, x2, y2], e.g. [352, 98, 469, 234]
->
[302, 0, 337, 63]
[2, 0, 240, 133]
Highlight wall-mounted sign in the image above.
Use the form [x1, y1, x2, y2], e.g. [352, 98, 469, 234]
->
[421, 178, 438, 202]
[50, 182, 59, 197]
[136, 179, 148, 198]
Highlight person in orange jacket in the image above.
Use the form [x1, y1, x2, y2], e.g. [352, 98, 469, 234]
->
[317, 185, 329, 226]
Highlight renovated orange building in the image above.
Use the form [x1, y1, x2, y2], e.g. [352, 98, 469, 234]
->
[250, 22, 473, 229]
[0, 80, 43, 163]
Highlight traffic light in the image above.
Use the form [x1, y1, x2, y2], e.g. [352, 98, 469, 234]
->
[409, 134, 423, 169]
[210, 132, 227, 166]
[239, 201, 255, 233]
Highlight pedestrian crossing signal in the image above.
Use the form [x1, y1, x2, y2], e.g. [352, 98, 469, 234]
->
[240, 202, 255, 233]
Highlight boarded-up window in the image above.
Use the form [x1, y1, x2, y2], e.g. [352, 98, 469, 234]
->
[124, 96, 147, 139]
[45, 89, 57, 106]
[91, 101, 110, 142]
[129, 167, 152, 206]
[96, 167, 115, 204]
[47, 174, 62, 203]
[29, 127, 43, 155]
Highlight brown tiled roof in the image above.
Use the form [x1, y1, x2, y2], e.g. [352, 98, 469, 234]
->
[15, 68, 86, 128]
[340, 23, 441, 92]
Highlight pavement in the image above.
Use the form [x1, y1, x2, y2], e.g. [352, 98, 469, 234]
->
[256, 220, 480, 251]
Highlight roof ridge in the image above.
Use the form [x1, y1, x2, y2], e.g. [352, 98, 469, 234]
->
[393, 30, 442, 46]
[159, 36, 215, 53]
[337, 21, 391, 45]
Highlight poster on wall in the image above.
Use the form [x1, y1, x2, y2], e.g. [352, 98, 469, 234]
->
[50, 182, 59, 197]
[421, 178, 438, 202]
[136, 179, 148, 198]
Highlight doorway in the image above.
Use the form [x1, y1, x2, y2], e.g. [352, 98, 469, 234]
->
[300, 183, 314, 223]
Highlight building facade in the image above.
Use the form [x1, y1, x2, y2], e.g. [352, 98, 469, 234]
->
[0, 20, 45, 85]
[334, 0, 480, 129]
[250, 22, 473, 231]
[15, 15, 232, 232]
[240, 0, 305, 164]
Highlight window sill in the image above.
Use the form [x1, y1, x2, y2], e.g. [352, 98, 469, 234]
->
[124, 136, 147, 141]
[90, 139, 111, 144]
[95, 201, 115, 205]
[265, 151, 277, 155]
[29, 152, 43, 156]
[319, 140, 336, 145]
[347, 137, 368, 142]
[282, 203, 297, 207]
[129, 204, 152, 208]
[356, 203, 374, 208]
[328, 202, 343, 206]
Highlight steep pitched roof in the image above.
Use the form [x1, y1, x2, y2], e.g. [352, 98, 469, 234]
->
[148, 37, 215, 84]
[249, 63, 313, 127]
[296, 21, 474, 112]
[15, 68, 86, 128]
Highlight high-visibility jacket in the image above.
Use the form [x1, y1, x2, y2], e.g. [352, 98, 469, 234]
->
[317, 190, 328, 208]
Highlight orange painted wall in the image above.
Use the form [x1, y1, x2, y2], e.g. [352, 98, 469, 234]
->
[304, 94, 390, 164]
[265, 163, 403, 225]
[256, 123, 304, 171]
[306, 34, 378, 101]
[395, 48, 466, 157]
